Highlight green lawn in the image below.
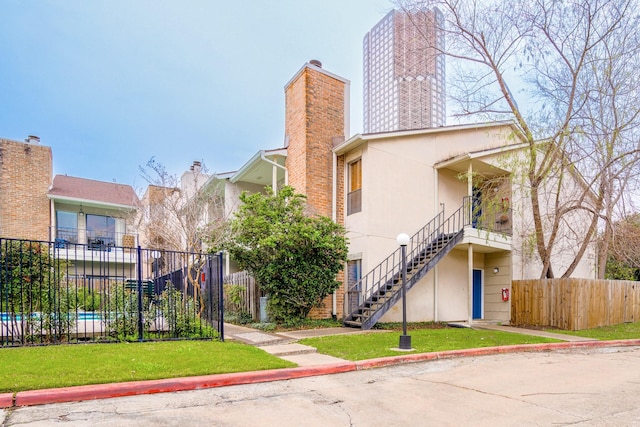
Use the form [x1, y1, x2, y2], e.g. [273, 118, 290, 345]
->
[6, 322, 638, 394]
[300, 327, 561, 361]
[0, 340, 294, 393]
[545, 322, 640, 340]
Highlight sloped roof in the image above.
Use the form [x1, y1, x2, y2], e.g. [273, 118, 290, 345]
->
[48, 175, 139, 208]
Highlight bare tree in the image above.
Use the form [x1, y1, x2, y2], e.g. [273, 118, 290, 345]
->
[138, 158, 230, 314]
[607, 213, 640, 278]
[396, 0, 640, 278]
[139, 158, 229, 252]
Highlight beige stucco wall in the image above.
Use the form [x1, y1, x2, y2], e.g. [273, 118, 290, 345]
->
[344, 124, 519, 322]
[342, 123, 597, 323]
[484, 251, 512, 322]
[508, 150, 597, 280]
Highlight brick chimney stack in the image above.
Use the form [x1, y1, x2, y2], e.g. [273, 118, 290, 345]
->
[283, 61, 350, 319]
[283, 60, 350, 218]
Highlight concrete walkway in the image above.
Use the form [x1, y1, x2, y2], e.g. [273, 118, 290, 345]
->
[223, 322, 597, 367]
[223, 324, 384, 366]
[469, 323, 599, 342]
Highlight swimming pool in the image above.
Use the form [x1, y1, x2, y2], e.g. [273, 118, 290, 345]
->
[0, 312, 106, 322]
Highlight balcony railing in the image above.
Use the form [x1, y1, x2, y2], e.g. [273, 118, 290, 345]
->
[51, 227, 138, 250]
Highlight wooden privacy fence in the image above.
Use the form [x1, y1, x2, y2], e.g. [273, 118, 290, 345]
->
[512, 278, 640, 330]
[223, 271, 260, 321]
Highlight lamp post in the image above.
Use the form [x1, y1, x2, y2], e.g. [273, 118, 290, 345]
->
[397, 233, 412, 350]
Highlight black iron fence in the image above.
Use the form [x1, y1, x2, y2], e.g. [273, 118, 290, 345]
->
[0, 238, 224, 346]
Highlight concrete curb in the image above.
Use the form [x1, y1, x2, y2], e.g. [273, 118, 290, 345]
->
[0, 393, 13, 408]
[354, 339, 640, 370]
[4, 339, 640, 408]
[10, 362, 356, 408]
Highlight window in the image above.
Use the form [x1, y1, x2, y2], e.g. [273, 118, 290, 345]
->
[56, 211, 78, 243]
[86, 214, 116, 248]
[348, 159, 362, 215]
[347, 259, 362, 312]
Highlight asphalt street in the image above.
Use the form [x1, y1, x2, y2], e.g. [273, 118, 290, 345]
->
[3, 345, 640, 426]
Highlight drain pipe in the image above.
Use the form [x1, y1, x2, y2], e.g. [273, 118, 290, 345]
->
[332, 152, 338, 320]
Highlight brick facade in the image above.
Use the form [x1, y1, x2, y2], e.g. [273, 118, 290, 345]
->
[0, 137, 52, 241]
[284, 62, 348, 318]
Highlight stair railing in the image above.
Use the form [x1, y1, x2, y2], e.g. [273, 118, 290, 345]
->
[347, 197, 473, 316]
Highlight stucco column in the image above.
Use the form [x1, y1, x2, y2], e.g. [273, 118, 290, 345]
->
[272, 163, 278, 194]
[467, 162, 474, 323]
[467, 162, 473, 199]
[468, 243, 473, 324]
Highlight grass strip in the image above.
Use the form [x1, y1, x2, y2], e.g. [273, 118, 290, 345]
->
[0, 340, 294, 393]
[545, 322, 640, 340]
[300, 328, 561, 361]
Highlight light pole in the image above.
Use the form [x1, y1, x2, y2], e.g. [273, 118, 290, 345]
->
[397, 233, 412, 350]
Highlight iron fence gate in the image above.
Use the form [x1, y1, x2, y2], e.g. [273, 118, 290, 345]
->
[0, 237, 224, 346]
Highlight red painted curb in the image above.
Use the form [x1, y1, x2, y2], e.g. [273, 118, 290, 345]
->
[355, 339, 640, 370]
[14, 362, 356, 407]
[0, 393, 14, 409]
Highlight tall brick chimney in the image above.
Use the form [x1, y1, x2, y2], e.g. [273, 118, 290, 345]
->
[283, 61, 350, 319]
[0, 137, 53, 240]
[284, 60, 350, 218]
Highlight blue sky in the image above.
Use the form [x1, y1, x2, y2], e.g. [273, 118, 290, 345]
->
[0, 0, 393, 193]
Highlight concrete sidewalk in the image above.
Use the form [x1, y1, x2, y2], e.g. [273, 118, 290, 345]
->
[469, 323, 599, 342]
[223, 324, 382, 367]
[2, 323, 628, 410]
[224, 322, 598, 368]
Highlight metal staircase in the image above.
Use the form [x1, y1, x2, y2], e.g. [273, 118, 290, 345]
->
[343, 199, 472, 330]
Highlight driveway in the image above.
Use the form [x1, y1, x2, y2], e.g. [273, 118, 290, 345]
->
[3, 345, 640, 426]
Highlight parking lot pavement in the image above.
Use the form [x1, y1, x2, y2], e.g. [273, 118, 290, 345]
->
[4, 345, 640, 426]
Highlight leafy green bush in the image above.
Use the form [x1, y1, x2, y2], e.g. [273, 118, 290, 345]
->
[69, 286, 102, 312]
[223, 283, 253, 324]
[223, 186, 348, 324]
[0, 241, 71, 342]
[156, 281, 201, 338]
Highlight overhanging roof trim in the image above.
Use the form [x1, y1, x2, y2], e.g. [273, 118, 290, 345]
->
[434, 141, 529, 169]
[229, 148, 287, 184]
[333, 120, 518, 155]
[47, 194, 137, 210]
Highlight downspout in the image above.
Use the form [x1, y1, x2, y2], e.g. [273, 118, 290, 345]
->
[50, 198, 55, 241]
[260, 152, 288, 192]
[332, 152, 338, 319]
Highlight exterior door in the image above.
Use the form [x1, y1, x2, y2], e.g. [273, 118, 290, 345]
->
[472, 269, 483, 319]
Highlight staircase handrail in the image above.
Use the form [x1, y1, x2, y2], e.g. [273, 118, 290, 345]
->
[347, 197, 473, 305]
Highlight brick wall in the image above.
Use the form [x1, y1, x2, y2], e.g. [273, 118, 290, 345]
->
[285, 64, 346, 218]
[284, 63, 348, 318]
[0, 138, 52, 241]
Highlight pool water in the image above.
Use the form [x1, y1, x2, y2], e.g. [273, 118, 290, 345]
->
[0, 312, 105, 322]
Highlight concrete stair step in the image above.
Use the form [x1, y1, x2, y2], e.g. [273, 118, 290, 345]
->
[258, 343, 318, 357]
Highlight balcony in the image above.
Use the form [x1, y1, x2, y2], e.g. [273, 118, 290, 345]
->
[51, 227, 138, 251]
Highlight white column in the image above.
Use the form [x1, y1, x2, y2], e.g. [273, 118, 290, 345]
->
[272, 163, 278, 194]
[468, 243, 474, 324]
[468, 162, 474, 323]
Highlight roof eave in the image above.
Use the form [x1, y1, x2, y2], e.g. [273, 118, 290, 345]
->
[47, 194, 138, 210]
